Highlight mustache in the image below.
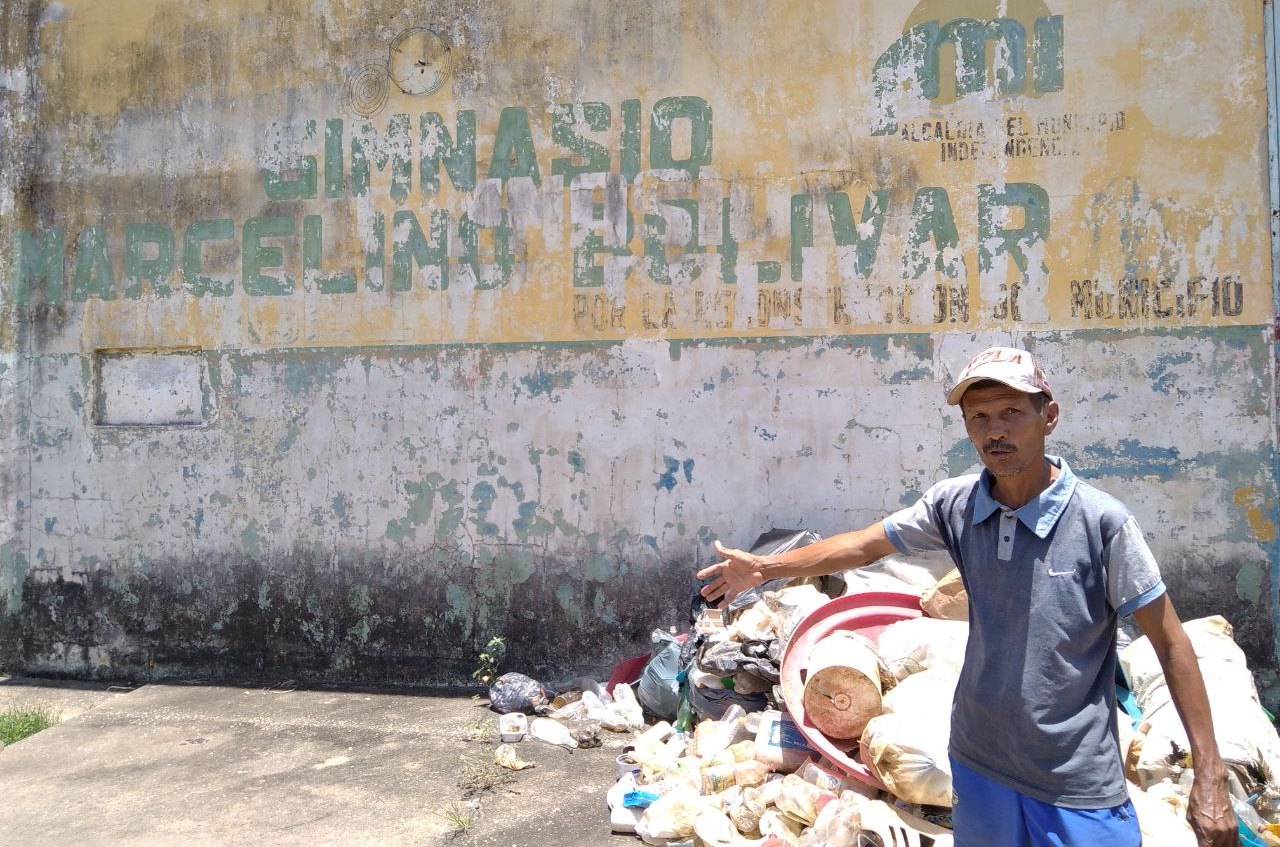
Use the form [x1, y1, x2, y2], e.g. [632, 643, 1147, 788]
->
[984, 440, 1016, 454]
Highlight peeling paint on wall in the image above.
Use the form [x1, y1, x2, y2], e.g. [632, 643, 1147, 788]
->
[0, 0, 1276, 681]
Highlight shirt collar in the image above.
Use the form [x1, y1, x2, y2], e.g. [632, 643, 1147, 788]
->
[971, 455, 1076, 539]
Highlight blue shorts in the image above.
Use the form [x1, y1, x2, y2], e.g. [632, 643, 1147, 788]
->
[950, 758, 1142, 847]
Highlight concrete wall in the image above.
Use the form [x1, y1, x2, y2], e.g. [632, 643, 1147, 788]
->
[1, 0, 1276, 686]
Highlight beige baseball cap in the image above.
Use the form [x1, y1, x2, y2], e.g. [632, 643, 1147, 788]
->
[946, 347, 1053, 406]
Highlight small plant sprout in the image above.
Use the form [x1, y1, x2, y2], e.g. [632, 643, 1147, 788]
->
[471, 635, 506, 687]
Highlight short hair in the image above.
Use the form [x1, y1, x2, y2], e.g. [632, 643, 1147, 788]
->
[961, 379, 1048, 412]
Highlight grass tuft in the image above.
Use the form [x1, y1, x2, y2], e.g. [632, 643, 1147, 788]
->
[435, 801, 477, 835]
[461, 715, 496, 744]
[0, 705, 59, 746]
[457, 754, 511, 797]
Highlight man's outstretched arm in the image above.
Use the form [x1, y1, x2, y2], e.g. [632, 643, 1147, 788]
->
[696, 522, 898, 606]
[1132, 594, 1238, 847]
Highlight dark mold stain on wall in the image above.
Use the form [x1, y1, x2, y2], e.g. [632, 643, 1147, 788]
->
[7, 547, 693, 684]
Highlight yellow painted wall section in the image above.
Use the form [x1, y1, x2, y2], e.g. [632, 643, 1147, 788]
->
[5, 0, 1271, 351]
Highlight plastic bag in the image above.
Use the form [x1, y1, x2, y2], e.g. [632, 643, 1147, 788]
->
[493, 744, 535, 771]
[1120, 615, 1280, 793]
[876, 617, 969, 680]
[611, 683, 646, 732]
[1128, 781, 1196, 846]
[528, 716, 577, 750]
[638, 629, 685, 720]
[488, 672, 549, 714]
[881, 669, 959, 718]
[860, 711, 953, 807]
[635, 791, 709, 845]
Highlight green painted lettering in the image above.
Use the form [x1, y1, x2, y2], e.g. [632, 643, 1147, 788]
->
[620, 99, 642, 184]
[1033, 16, 1065, 93]
[262, 120, 318, 200]
[183, 219, 235, 297]
[324, 118, 345, 198]
[825, 190, 888, 279]
[574, 196, 634, 288]
[303, 215, 356, 294]
[872, 23, 941, 136]
[978, 182, 1050, 281]
[650, 97, 712, 179]
[391, 209, 449, 291]
[362, 211, 387, 292]
[12, 228, 66, 305]
[123, 223, 175, 299]
[72, 226, 116, 301]
[351, 114, 413, 202]
[551, 102, 611, 181]
[644, 200, 705, 285]
[720, 199, 779, 285]
[421, 111, 477, 194]
[790, 194, 812, 282]
[488, 107, 540, 185]
[459, 210, 515, 290]
[938, 18, 1027, 98]
[242, 217, 296, 296]
[904, 187, 963, 279]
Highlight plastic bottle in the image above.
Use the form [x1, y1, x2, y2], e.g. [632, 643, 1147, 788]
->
[701, 760, 770, 794]
[674, 676, 695, 733]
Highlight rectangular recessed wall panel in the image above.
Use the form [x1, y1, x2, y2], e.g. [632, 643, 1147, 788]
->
[95, 351, 207, 426]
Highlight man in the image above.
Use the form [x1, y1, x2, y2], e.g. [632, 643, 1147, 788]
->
[698, 347, 1238, 846]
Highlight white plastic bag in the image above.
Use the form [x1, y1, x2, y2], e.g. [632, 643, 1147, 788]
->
[1120, 615, 1280, 792]
[635, 791, 711, 845]
[1128, 781, 1196, 846]
[881, 669, 959, 718]
[528, 717, 577, 750]
[610, 682, 646, 732]
[860, 711, 953, 807]
[876, 617, 969, 680]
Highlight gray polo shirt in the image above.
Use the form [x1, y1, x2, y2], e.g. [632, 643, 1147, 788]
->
[883, 456, 1165, 808]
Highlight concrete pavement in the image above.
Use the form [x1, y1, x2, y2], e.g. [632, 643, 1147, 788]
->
[0, 676, 635, 846]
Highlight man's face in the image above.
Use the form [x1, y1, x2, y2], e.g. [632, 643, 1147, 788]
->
[960, 383, 1059, 479]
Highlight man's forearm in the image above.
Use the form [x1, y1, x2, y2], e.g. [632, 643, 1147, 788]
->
[1161, 633, 1228, 777]
[755, 524, 896, 580]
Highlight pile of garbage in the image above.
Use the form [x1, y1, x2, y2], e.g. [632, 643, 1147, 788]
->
[487, 530, 1280, 846]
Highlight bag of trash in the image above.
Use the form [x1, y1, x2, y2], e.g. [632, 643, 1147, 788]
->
[528, 716, 577, 750]
[766, 584, 832, 645]
[876, 617, 969, 680]
[488, 672, 550, 714]
[635, 791, 710, 845]
[775, 773, 830, 826]
[688, 679, 768, 720]
[861, 711, 953, 807]
[610, 682, 646, 732]
[638, 629, 685, 720]
[1120, 615, 1280, 793]
[881, 669, 959, 718]
[841, 549, 956, 596]
[1127, 781, 1196, 846]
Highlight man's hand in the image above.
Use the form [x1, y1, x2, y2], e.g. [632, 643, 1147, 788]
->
[1187, 769, 1238, 847]
[696, 540, 765, 607]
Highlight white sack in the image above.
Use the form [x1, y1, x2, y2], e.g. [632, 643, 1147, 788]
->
[876, 617, 969, 679]
[1119, 615, 1280, 791]
[861, 711, 953, 807]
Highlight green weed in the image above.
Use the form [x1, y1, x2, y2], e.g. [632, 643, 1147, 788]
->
[0, 705, 59, 746]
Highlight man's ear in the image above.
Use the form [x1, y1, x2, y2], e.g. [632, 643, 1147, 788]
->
[1043, 399, 1060, 435]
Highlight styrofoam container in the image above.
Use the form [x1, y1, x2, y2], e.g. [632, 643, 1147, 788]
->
[499, 712, 528, 742]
